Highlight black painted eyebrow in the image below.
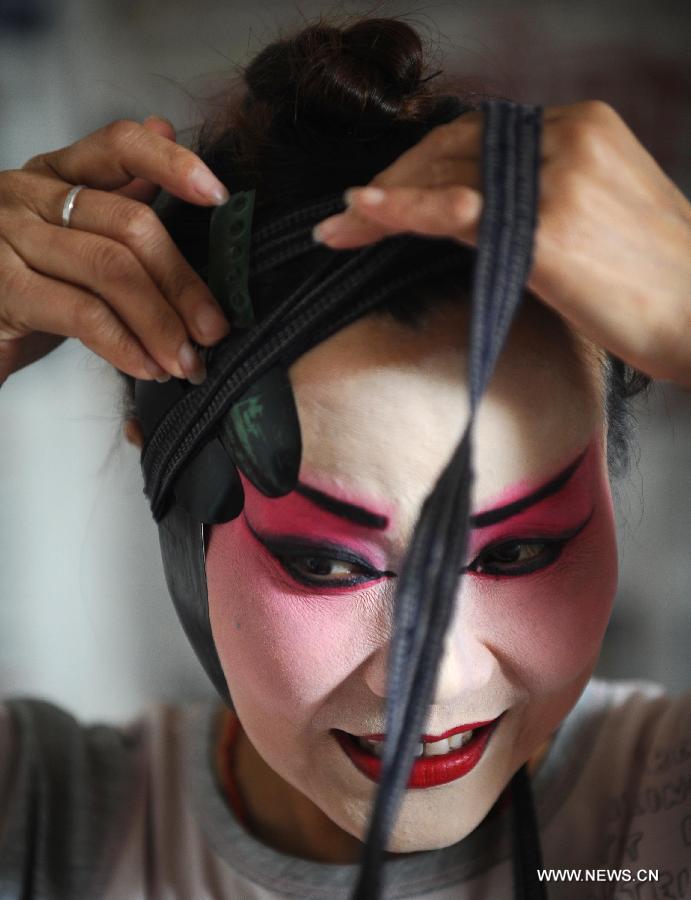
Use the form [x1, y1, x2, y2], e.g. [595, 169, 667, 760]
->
[295, 482, 389, 530]
[470, 447, 589, 529]
[297, 446, 587, 532]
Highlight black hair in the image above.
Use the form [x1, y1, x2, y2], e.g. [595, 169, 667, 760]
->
[118, 12, 651, 478]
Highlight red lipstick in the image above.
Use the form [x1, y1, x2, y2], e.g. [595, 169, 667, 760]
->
[334, 717, 500, 789]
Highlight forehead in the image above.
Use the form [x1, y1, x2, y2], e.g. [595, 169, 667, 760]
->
[289, 299, 604, 521]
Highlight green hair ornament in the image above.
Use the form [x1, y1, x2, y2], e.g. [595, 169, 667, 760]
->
[208, 190, 257, 329]
[204, 188, 302, 502]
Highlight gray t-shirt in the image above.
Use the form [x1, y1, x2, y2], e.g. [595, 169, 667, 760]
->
[0, 678, 689, 899]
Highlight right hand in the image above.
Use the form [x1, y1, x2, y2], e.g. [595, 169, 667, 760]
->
[0, 116, 233, 388]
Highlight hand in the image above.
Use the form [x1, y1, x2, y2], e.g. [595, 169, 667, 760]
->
[313, 101, 691, 389]
[0, 116, 232, 388]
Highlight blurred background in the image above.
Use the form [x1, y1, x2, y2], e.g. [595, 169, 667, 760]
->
[0, 0, 689, 723]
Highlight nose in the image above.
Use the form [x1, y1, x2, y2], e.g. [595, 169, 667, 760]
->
[361, 591, 501, 707]
[432, 616, 501, 705]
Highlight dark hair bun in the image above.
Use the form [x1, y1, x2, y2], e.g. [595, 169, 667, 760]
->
[244, 18, 433, 138]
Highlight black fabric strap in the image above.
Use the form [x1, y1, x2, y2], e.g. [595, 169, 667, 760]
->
[511, 765, 547, 900]
[350, 99, 544, 900]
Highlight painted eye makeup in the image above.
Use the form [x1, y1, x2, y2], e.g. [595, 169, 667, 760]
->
[245, 522, 395, 589]
[246, 504, 594, 589]
[274, 544, 390, 588]
[464, 509, 594, 578]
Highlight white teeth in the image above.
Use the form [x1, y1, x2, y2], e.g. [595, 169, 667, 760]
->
[449, 730, 474, 750]
[423, 737, 450, 757]
[355, 731, 473, 758]
[358, 737, 384, 757]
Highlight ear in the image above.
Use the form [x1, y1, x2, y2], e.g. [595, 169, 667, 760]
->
[124, 417, 144, 448]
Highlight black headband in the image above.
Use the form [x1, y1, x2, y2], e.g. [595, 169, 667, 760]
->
[352, 98, 544, 900]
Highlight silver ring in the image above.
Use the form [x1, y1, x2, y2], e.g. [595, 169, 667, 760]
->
[61, 184, 85, 228]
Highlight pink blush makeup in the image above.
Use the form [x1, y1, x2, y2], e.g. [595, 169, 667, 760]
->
[460, 432, 617, 688]
[465, 434, 601, 560]
[206, 500, 396, 715]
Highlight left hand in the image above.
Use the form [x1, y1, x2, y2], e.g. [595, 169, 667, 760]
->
[313, 101, 691, 389]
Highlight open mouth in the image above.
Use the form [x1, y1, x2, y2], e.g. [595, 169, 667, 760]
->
[333, 716, 501, 789]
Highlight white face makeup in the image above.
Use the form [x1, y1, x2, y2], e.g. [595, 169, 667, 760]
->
[205, 297, 617, 857]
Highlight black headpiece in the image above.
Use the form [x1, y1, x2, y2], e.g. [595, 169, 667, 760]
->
[134, 98, 546, 900]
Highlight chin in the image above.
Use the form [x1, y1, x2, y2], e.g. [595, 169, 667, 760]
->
[385, 793, 498, 853]
[325, 783, 501, 855]
[385, 825, 475, 854]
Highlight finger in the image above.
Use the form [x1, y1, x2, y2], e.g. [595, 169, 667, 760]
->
[313, 105, 562, 249]
[6, 220, 207, 381]
[25, 179, 230, 348]
[23, 118, 229, 207]
[365, 104, 560, 192]
[314, 156, 480, 247]
[314, 185, 483, 249]
[0, 265, 172, 381]
[338, 105, 561, 222]
[313, 208, 389, 249]
[369, 112, 485, 190]
[115, 116, 176, 202]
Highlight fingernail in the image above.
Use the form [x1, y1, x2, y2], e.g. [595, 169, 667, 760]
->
[345, 187, 385, 206]
[143, 356, 169, 379]
[195, 304, 231, 342]
[189, 167, 230, 205]
[312, 216, 342, 244]
[178, 340, 207, 385]
[155, 374, 172, 384]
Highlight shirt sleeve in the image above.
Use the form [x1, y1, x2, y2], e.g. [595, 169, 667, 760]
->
[0, 698, 143, 900]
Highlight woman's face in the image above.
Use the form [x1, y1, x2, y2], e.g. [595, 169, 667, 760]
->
[205, 297, 617, 853]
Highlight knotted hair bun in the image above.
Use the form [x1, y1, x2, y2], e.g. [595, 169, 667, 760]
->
[195, 15, 475, 204]
[243, 18, 441, 139]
